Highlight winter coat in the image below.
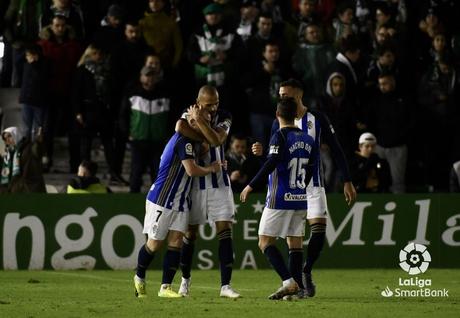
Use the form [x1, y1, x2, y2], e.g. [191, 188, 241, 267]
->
[19, 59, 49, 107]
[140, 10, 183, 68]
[350, 152, 392, 193]
[292, 42, 336, 101]
[38, 26, 82, 99]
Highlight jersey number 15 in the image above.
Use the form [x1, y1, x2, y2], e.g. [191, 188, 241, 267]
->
[288, 158, 309, 189]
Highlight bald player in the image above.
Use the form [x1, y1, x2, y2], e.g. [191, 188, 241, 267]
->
[175, 85, 240, 298]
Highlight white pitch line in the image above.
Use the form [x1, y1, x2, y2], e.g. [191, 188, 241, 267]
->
[41, 271, 256, 291]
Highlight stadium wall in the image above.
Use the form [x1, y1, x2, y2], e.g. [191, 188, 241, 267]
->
[1, 194, 459, 270]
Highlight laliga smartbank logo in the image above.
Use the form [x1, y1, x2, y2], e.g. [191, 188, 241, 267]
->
[380, 243, 449, 298]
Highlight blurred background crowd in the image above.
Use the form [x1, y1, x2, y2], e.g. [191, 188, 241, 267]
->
[0, 0, 460, 194]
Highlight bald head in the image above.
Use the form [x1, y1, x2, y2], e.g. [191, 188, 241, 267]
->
[198, 85, 219, 99]
[197, 85, 219, 116]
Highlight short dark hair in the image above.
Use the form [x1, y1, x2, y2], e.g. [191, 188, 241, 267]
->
[277, 97, 297, 122]
[52, 14, 67, 23]
[258, 12, 273, 21]
[125, 19, 140, 27]
[339, 35, 361, 53]
[280, 78, 303, 91]
[25, 43, 42, 56]
[337, 1, 354, 15]
[230, 133, 248, 143]
[375, 45, 395, 57]
[80, 160, 98, 177]
[378, 70, 395, 80]
[376, 3, 392, 17]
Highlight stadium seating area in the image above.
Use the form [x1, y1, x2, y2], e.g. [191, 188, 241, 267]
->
[1, 0, 460, 193]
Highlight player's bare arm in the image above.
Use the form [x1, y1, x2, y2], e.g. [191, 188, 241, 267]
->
[182, 159, 222, 177]
[175, 118, 205, 142]
[189, 106, 227, 146]
[240, 185, 253, 202]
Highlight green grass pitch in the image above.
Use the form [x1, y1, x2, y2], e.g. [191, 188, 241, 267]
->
[0, 269, 458, 318]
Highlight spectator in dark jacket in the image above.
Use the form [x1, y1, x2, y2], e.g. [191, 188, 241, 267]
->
[73, 44, 119, 183]
[119, 66, 172, 192]
[19, 45, 48, 140]
[316, 72, 358, 190]
[418, 57, 459, 191]
[226, 134, 262, 192]
[350, 132, 391, 193]
[328, 35, 362, 107]
[366, 73, 413, 193]
[243, 41, 290, 149]
[0, 127, 46, 193]
[93, 4, 124, 54]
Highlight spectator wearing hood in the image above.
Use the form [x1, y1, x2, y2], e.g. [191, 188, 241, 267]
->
[66, 160, 111, 193]
[316, 72, 358, 190]
[93, 4, 125, 53]
[0, 127, 46, 193]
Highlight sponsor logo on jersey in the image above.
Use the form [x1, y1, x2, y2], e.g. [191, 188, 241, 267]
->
[269, 145, 279, 154]
[284, 193, 308, 201]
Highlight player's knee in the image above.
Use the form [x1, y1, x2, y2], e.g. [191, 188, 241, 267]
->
[185, 226, 199, 242]
[146, 239, 161, 252]
[216, 221, 232, 232]
[168, 231, 184, 248]
[258, 238, 270, 252]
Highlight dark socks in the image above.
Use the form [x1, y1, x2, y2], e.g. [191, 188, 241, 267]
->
[218, 229, 234, 286]
[303, 223, 326, 274]
[136, 244, 155, 279]
[180, 236, 195, 279]
[288, 248, 304, 289]
[162, 247, 181, 284]
[263, 245, 291, 281]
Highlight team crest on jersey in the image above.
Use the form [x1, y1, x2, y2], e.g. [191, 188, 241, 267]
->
[185, 143, 193, 155]
[307, 120, 313, 129]
[269, 145, 279, 154]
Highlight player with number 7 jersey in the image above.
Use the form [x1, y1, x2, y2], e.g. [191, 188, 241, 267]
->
[133, 116, 222, 299]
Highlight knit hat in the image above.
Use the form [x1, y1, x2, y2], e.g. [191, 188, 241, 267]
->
[107, 4, 124, 19]
[203, 3, 223, 15]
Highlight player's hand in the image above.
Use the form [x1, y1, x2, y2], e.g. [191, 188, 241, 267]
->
[188, 105, 201, 120]
[200, 55, 210, 64]
[230, 170, 241, 181]
[240, 185, 253, 203]
[344, 182, 357, 206]
[209, 161, 222, 174]
[252, 142, 263, 156]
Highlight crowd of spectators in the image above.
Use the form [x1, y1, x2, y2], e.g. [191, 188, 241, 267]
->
[1, 0, 460, 193]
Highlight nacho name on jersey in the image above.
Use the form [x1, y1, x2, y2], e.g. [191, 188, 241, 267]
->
[288, 141, 312, 154]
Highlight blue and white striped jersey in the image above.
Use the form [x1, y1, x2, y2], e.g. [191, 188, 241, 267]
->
[147, 133, 196, 212]
[271, 110, 351, 188]
[181, 109, 232, 190]
[250, 127, 315, 210]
